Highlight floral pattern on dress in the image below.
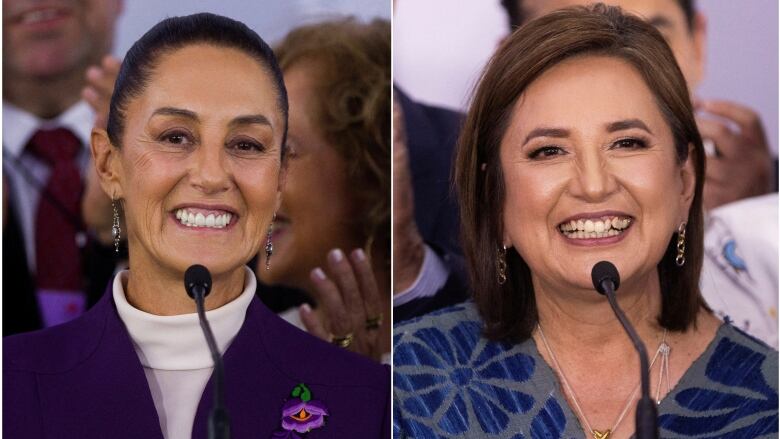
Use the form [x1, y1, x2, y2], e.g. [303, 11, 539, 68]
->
[658, 336, 778, 438]
[394, 302, 777, 439]
[394, 319, 536, 436]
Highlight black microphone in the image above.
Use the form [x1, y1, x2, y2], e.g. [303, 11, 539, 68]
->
[185, 264, 231, 439]
[591, 261, 658, 439]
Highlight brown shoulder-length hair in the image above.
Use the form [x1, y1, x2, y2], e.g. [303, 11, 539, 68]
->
[274, 18, 391, 265]
[454, 4, 707, 343]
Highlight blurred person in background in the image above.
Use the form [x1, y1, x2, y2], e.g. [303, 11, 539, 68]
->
[3, 0, 123, 335]
[391, 0, 469, 323]
[264, 18, 391, 363]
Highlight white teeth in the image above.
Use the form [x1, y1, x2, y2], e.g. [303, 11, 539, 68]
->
[584, 220, 595, 233]
[174, 208, 233, 229]
[559, 215, 632, 239]
[20, 9, 60, 24]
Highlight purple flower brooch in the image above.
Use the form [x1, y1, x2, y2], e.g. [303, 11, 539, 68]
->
[271, 383, 328, 438]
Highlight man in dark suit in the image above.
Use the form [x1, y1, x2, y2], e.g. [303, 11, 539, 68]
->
[3, 0, 123, 335]
[393, 88, 469, 321]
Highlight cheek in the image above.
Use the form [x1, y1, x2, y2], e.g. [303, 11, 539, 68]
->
[614, 154, 682, 209]
[236, 165, 280, 212]
[502, 164, 567, 245]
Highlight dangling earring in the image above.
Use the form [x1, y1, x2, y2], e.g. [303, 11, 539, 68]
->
[265, 213, 275, 270]
[497, 245, 507, 285]
[111, 196, 121, 253]
[675, 222, 686, 267]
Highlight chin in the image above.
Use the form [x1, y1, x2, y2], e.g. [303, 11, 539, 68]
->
[167, 254, 247, 278]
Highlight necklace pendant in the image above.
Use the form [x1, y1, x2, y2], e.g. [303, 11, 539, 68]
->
[593, 429, 611, 439]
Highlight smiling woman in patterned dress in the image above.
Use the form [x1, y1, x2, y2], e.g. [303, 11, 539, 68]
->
[393, 5, 777, 439]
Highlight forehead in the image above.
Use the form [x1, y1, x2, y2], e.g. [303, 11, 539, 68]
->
[521, 0, 687, 24]
[132, 44, 282, 125]
[509, 56, 668, 135]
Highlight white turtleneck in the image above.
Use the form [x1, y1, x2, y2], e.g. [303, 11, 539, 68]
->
[113, 266, 256, 439]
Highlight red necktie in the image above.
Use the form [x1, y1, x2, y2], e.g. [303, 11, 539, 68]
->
[25, 128, 85, 324]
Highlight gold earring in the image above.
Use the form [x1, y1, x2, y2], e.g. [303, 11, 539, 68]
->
[497, 245, 507, 285]
[675, 222, 686, 267]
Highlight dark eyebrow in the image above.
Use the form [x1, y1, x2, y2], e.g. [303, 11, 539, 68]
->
[522, 127, 570, 146]
[647, 15, 673, 30]
[149, 108, 272, 130]
[229, 114, 272, 128]
[606, 119, 653, 135]
[151, 107, 199, 121]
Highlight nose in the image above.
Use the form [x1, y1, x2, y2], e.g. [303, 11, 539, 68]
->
[189, 143, 231, 195]
[569, 149, 618, 201]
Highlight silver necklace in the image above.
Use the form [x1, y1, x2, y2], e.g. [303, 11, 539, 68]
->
[537, 324, 670, 439]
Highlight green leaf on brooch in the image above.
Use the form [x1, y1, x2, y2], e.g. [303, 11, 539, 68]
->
[291, 383, 312, 402]
[301, 386, 312, 402]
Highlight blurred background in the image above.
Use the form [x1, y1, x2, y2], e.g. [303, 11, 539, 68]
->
[394, 0, 779, 154]
[115, 0, 389, 51]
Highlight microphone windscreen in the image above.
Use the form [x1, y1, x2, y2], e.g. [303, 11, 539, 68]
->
[185, 264, 212, 298]
[591, 260, 620, 295]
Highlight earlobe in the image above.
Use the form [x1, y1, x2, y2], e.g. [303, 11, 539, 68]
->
[91, 128, 123, 198]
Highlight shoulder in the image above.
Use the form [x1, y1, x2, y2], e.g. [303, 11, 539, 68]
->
[393, 302, 580, 438]
[4, 293, 109, 374]
[707, 324, 778, 385]
[658, 323, 778, 438]
[249, 298, 388, 393]
[394, 301, 535, 376]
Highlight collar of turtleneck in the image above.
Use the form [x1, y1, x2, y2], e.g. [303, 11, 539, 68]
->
[113, 266, 256, 371]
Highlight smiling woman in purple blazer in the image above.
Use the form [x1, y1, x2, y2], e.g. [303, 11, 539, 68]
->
[3, 13, 389, 439]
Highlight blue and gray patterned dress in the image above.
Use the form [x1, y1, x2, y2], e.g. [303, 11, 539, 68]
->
[393, 302, 778, 438]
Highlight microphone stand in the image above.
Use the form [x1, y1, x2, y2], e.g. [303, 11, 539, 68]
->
[601, 280, 659, 439]
[191, 283, 231, 439]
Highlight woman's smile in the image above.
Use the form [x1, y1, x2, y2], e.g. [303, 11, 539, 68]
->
[556, 211, 634, 245]
[172, 205, 237, 230]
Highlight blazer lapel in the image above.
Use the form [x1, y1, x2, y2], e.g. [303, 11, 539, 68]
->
[192, 297, 315, 439]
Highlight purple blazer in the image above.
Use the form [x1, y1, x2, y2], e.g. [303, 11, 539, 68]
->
[4, 281, 390, 438]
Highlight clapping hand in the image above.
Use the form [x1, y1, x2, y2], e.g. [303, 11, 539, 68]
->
[300, 248, 387, 362]
[695, 99, 773, 210]
[82, 55, 121, 131]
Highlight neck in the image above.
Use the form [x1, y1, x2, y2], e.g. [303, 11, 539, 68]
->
[533, 269, 664, 354]
[125, 251, 246, 316]
[3, 68, 87, 119]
